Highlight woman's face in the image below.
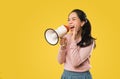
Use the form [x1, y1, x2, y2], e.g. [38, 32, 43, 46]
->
[68, 12, 83, 32]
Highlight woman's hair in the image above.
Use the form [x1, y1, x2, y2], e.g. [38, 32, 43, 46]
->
[70, 9, 96, 48]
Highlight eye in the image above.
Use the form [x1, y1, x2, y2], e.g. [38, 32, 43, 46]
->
[72, 18, 76, 21]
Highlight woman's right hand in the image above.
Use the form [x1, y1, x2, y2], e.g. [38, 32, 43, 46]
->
[59, 37, 67, 49]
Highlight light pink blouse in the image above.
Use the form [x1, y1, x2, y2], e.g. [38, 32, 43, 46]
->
[57, 33, 94, 72]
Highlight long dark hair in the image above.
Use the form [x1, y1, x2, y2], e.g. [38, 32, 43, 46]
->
[70, 9, 96, 48]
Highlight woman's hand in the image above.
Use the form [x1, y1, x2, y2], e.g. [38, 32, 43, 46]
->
[72, 24, 81, 41]
[59, 37, 67, 49]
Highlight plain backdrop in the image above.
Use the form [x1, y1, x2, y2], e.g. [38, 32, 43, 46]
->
[0, 0, 120, 79]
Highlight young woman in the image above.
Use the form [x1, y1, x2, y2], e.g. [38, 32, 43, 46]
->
[57, 9, 96, 79]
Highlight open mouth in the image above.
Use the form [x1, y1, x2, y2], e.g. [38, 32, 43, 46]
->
[70, 26, 75, 29]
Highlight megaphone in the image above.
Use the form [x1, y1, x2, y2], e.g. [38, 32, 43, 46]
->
[44, 25, 69, 45]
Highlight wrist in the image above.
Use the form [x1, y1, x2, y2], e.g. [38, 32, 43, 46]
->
[61, 44, 66, 50]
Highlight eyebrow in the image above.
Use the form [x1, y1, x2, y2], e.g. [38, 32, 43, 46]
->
[68, 17, 78, 20]
[72, 17, 77, 19]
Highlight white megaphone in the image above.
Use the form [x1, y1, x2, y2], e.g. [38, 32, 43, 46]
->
[44, 25, 69, 45]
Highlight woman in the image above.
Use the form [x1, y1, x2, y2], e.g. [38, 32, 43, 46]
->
[57, 9, 96, 79]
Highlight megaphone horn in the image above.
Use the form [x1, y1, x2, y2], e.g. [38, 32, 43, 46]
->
[44, 25, 69, 45]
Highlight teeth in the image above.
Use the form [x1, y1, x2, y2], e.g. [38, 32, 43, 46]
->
[71, 26, 74, 28]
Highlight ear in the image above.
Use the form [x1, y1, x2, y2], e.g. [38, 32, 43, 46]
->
[81, 21, 85, 27]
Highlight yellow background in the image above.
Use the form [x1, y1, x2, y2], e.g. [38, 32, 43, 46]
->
[0, 0, 120, 79]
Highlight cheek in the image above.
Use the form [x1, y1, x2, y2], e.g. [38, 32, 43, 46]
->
[75, 21, 81, 26]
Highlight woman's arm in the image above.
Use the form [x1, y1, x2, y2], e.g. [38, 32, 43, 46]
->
[57, 37, 67, 64]
[57, 46, 67, 64]
[69, 41, 94, 67]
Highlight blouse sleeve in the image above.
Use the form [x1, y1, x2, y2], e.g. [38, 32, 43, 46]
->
[57, 46, 67, 64]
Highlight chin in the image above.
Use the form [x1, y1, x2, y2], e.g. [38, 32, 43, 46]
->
[70, 29, 73, 33]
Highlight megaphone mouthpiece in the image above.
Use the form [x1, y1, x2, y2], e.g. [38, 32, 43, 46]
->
[64, 25, 69, 32]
